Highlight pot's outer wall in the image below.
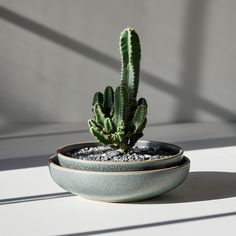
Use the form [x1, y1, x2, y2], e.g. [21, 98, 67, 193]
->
[57, 140, 184, 172]
[49, 155, 190, 202]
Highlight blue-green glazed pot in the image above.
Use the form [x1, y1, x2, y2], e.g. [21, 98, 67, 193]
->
[57, 140, 184, 172]
[49, 155, 190, 202]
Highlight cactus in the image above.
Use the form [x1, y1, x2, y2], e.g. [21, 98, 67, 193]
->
[88, 28, 148, 153]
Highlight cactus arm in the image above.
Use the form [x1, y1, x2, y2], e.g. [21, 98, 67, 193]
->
[104, 117, 114, 133]
[94, 103, 106, 126]
[135, 117, 147, 135]
[114, 85, 129, 127]
[88, 118, 102, 130]
[138, 97, 148, 108]
[120, 28, 141, 99]
[141, 117, 147, 131]
[87, 119, 95, 130]
[92, 92, 104, 106]
[131, 104, 147, 133]
[112, 131, 125, 143]
[90, 126, 109, 144]
[103, 86, 114, 115]
[88, 119, 108, 143]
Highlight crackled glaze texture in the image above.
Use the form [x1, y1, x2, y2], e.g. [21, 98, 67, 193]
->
[49, 155, 190, 202]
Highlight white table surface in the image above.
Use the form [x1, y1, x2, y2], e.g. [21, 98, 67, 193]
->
[0, 122, 236, 236]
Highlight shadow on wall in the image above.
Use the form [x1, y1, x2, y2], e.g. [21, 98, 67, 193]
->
[0, 5, 236, 123]
[176, 136, 236, 150]
[174, 0, 207, 122]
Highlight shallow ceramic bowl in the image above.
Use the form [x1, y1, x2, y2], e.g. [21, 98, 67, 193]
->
[49, 155, 190, 202]
[57, 140, 184, 172]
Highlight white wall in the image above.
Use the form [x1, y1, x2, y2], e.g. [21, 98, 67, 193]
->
[0, 0, 236, 124]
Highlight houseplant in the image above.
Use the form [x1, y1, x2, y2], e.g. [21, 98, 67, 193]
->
[57, 28, 184, 172]
[49, 28, 190, 202]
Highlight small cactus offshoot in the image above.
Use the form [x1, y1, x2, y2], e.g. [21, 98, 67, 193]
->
[88, 28, 148, 153]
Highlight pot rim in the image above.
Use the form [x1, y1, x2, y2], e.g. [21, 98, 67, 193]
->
[49, 154, 189, 174]
[57, 140, 184, 165]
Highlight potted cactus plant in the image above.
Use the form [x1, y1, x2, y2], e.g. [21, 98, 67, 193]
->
[49, 28, 190, 202]
[57, 28, 184, 172]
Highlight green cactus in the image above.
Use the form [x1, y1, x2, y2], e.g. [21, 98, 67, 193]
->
[120, 28, 141, 99]
[88, 28, 148, 153]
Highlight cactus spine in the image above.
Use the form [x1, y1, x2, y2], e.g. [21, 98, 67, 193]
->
[88, 28, 148, 153]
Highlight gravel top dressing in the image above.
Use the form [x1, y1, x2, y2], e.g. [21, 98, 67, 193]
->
[65, 145, 175, 162]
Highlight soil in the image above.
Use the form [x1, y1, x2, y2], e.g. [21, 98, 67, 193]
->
[65, 144, 176, 162]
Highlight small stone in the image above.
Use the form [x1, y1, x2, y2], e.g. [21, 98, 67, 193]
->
[154, 155, 160, 159]
[133, 155, 143, 161]
[160, 155, 168, 159]
[113, 156, 120, 162]
[144, 154, 151, 158]
[107, 150, 120, 157]
[103, 156, 108, 161]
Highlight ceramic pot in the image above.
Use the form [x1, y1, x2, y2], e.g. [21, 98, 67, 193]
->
[49, 154, 190, 202]
[57, 140, 184, 172]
